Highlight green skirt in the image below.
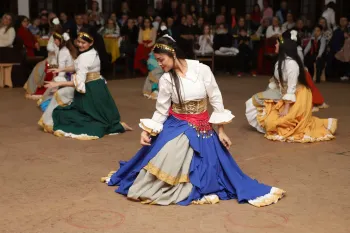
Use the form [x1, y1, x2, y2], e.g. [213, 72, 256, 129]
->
[52, 79, 125, 140]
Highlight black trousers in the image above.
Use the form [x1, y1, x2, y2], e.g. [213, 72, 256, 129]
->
[339, 61, 350, 77]
[305, 53, 326, 83]
[237, 44, 253, 73]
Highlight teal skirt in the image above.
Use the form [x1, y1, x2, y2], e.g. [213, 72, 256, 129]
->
[52, 79, 125, 139]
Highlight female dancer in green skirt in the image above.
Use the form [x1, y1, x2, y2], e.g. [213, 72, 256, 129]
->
[44, 28, 132, 140]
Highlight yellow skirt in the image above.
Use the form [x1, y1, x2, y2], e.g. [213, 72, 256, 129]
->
[256, 86, 337, 143]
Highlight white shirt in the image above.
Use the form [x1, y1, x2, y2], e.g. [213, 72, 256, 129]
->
[274, 57, 300, 102]
[140, 60, 234, 134]
[54, 46, 74, 82]
[322, 8, 336, 30]
[0, 27, 15, 47]
[46, 35, 59, 65]
[73, 48, 101, 93]
[266, 26, 282, 38]
[197, 35, 214, 54]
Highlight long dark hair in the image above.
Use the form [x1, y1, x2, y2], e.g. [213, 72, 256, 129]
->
[153, 36, 187, 106]
[277, 30, 309, 89]
[0, 13, 14, 33]
[141, 17, 153, 30]
[15, 15, 29, 31]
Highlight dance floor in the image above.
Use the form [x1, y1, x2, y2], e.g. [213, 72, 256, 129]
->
[0, 75, 349, 233]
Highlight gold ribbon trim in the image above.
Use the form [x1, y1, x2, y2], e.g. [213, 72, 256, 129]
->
[144, 162, 190, 186]
[86, 72, 100, 83]
[172, 99, 207, 114]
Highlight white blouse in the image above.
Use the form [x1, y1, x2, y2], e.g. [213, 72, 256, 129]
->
[322, 8, 336, 30]
[266, 26, 282, 38]
[197, 35, 214, 54]
[274, 57, 300, 103]
[73, 48, 101, 93]
[0, 27, 15, 47]
[54, 46, 74, 82]
[46, 35, 59, 65]
[140, 60, 234, 134]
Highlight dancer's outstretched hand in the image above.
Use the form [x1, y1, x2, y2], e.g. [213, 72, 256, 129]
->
[140, 131, 151, 146]
[44, 81, 60, 89]
[219, 131, 232, 150]
[47, 68, 61, 74]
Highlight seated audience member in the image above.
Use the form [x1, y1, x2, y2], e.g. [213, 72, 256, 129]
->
[60, 12, 73, 33]
[99, 18, 120, 37]
[0, 13, 15, 47]
[16, 16, 39, 57]
[195, 24, 214, 55]
[237, 28, 253, 76]
[335, 29, 350, 81]
[214, 14, 225, 32]
[304, 25, 327, 83]
[255, 18, 270, 38]
[166, 17, 176, 38]
[196, 17, 205, 34]
[213, 23, 238, 56]
[39, 13, 50, 36]
[119, 14, 129, 28]
[244, 13, 255, 33]
[231, 17, 246, 36]
[28, 18, 41, 36]
[178, 14, 198, 58]
[294, 19, 308, 42]
[282, 13, 295, 33]
[319, 17, 332, 43]
[266, 17, 282, 38]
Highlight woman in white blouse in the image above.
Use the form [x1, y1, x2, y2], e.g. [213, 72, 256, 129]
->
[266, 17, 282, 38]
[246, 31, 337, 142]
[38, 32, 77, 131]
[0, 13, 15, 47]
[43, 28, 132, 140]
[195, 25, 214, 55]
[24, 17, 62, 100]
[102, 35, 285, 207]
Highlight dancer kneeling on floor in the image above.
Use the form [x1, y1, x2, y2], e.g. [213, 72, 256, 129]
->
[38, 32, 77, 131]
[102, 35, 285, 207]
[245, 30, 337, 142]
[43, 27, 132, 140]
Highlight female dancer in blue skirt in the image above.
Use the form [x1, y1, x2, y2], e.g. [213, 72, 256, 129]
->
[102, 35, 285, 207]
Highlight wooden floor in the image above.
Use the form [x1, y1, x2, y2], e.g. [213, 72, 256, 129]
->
[0, 75, 349, 233]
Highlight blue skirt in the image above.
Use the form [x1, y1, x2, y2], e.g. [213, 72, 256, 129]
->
[107, 116, 284, 206]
